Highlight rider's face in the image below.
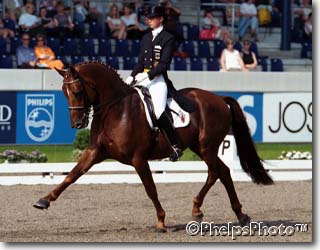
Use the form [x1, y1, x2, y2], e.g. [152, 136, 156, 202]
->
[147, 16, 163, 29]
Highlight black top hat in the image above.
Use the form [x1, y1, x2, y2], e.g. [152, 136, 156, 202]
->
[147, 6, 165, 18]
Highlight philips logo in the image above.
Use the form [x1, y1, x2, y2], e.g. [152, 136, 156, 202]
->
[27, 98, 53, 106]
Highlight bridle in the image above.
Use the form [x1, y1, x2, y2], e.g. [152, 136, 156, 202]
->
[63, 77, 90, 111]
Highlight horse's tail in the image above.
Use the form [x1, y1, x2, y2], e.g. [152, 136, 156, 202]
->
[224, 96, 274, 185]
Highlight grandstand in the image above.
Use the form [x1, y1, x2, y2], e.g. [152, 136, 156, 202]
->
[0, 0, 312, 71]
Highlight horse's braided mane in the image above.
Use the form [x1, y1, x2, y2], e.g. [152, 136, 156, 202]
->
[74, 60, 125, 83]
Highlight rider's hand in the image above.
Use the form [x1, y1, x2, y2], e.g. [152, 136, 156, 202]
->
[135, 72, 149, 83]
[125, 76, 134, 85]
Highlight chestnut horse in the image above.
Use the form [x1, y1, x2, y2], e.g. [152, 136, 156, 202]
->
[34, 62, 273, 232]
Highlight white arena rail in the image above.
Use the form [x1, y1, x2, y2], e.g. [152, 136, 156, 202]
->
[0, 160, 312, 185]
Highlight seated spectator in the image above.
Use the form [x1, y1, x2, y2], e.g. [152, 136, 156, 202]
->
[294, 0, 312, 21]
[5, 0, 23, 23]
[34, 34, 64, 69]
[19, 3, 44, 37]
[240, 40, 257, 70]
[53, 2, 74, 38]
[0, 19, 15, 39]
[87, 1, 106, 29]
[238, 0, 259, 41]
[120, 4, 144, 39]
[106, 4, 126, 39]
[73, 0, 88, 23]
[256, 0, 272, 26]
[40, 0, 58, 18]
[39, 6, 57, 37]
[303, 12, 312, 42]
[200, 10, 229, 40]
[220, 39, 247, 72]
[16, 33, 37, 68]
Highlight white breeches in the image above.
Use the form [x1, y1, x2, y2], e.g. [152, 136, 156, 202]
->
[136, 75, 167, 119]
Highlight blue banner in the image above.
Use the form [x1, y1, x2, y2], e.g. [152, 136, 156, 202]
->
[16, 91, 77, 144]
[216, 92, 263, 142]
[0, 92, 16, 144]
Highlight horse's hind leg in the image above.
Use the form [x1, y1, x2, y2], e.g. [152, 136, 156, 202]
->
[33, 147, 106, 209]
[216, 157, 251, 226]
[191, 148, 219, 220]
[133, 158, 166, 233]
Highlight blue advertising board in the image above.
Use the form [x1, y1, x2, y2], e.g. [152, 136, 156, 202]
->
[16, 91, 77, 144]
[0, 92, 16, 144]
[216, 92, 263, 142]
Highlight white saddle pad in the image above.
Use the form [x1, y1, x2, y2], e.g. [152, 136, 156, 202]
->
[135, 87, 190, 129]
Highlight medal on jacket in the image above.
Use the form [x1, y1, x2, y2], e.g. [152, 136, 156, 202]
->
[154, 45, 161, 67]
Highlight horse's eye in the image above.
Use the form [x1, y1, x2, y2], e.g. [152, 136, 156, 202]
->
[73, 91, 82, 98]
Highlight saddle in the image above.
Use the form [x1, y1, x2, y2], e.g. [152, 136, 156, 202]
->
[134, 86, 194, 129]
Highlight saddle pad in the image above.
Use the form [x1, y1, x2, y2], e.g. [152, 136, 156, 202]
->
[135, 87, 190, 129]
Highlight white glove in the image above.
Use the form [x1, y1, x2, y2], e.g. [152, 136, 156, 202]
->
[135, 72, 149, 83]
[125, 76, 134, 85]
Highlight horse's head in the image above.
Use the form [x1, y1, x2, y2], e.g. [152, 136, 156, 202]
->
[56, 66, 93, 129]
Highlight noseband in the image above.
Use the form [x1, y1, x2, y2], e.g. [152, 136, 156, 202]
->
[63, 78, 89, 111]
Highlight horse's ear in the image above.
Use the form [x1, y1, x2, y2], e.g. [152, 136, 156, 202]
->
[69, 65, 79, 77]
[55, 67, 68, 77]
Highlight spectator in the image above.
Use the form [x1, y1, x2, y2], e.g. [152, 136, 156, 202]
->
[161, 0, 182, 42]
[40, 0, 58, 18]
[16, 33, 37, 68]
[39, 6, 57, 37]
[256, 0, 272, 26]
[5, 0, 23, 23]
[73, 0, 88, 23]
[294, 0, 312, 20]
[303, 12, 312, 42]
[220, 38, 247, 72]
[199, 9, 229, 40]
[238, 0, 259, 41]
[87, 1, 106, 29]
[120, 4, 144, 39]
[240, 40, 257, 70]
[53, 2, 74, 38]
[18, 3, 44, 37]
[0, 19, 15, 39]
[34, 33, 64, 69]
[106, 4, 126, 39]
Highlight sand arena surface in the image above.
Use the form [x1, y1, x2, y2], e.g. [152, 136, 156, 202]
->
[0, 181, 312, 242]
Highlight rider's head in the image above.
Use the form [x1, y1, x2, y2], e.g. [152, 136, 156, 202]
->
[147, 6, 165, 29]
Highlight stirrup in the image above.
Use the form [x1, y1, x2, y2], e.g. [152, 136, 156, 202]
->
[169, 145, 183, 162]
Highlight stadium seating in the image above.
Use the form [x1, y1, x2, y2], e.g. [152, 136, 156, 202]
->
[187, 25, 199, 40]
[181, 40, 195, 57]
[80, 38, 95, 56]
[0, 37, 7, 54]
[63, 38, 78, 56]
[206, 57, 220, 71]
[10, 37, 21, 54]
[270, 58, 284, 72]
[3, 18, 15, 31]
[130, 39, 140, 57]
[249, 42, 259, 57]
[301, 43, 312, 59]
[213, 39, 225, 58]
[234, 41, 242, 52]
[89, 21, 103, 38]
[106, 56, 119, 69]
[190, 57, 203, 71]
[198, 40, 211, 58]
[98, 39, 112, 56]
[115, 39, 129, 57]
[71, 55, 85, 64]
[174, 57, 187, 71]
[123, 56, 136, 70]
[0, 55, 13, 68]
[47, 37, 60, 55]
[257, 57, 268, 71]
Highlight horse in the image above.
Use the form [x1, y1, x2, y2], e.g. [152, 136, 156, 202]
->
[33, 61, 273, 232]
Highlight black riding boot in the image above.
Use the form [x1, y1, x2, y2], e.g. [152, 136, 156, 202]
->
[157, 112, 183, 161]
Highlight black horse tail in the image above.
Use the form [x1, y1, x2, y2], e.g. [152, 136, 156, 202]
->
[224, 96, 274, 185]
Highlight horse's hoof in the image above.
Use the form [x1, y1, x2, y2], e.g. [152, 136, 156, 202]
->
[33, 199, 50, 210]
[239, 214, 251, 227]
[192, 211, 204, 222]
[154, 227, 167, 233]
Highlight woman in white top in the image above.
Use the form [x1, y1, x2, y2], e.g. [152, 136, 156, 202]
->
[106, 4, 126, 39]
[220, 39, 247, 72]
[120, 4, 144, 39]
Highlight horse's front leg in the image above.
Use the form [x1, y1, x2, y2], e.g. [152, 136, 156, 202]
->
[33, 147, 106, 209]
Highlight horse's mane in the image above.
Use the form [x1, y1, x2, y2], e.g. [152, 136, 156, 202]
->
[74, 60, 125, 84]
